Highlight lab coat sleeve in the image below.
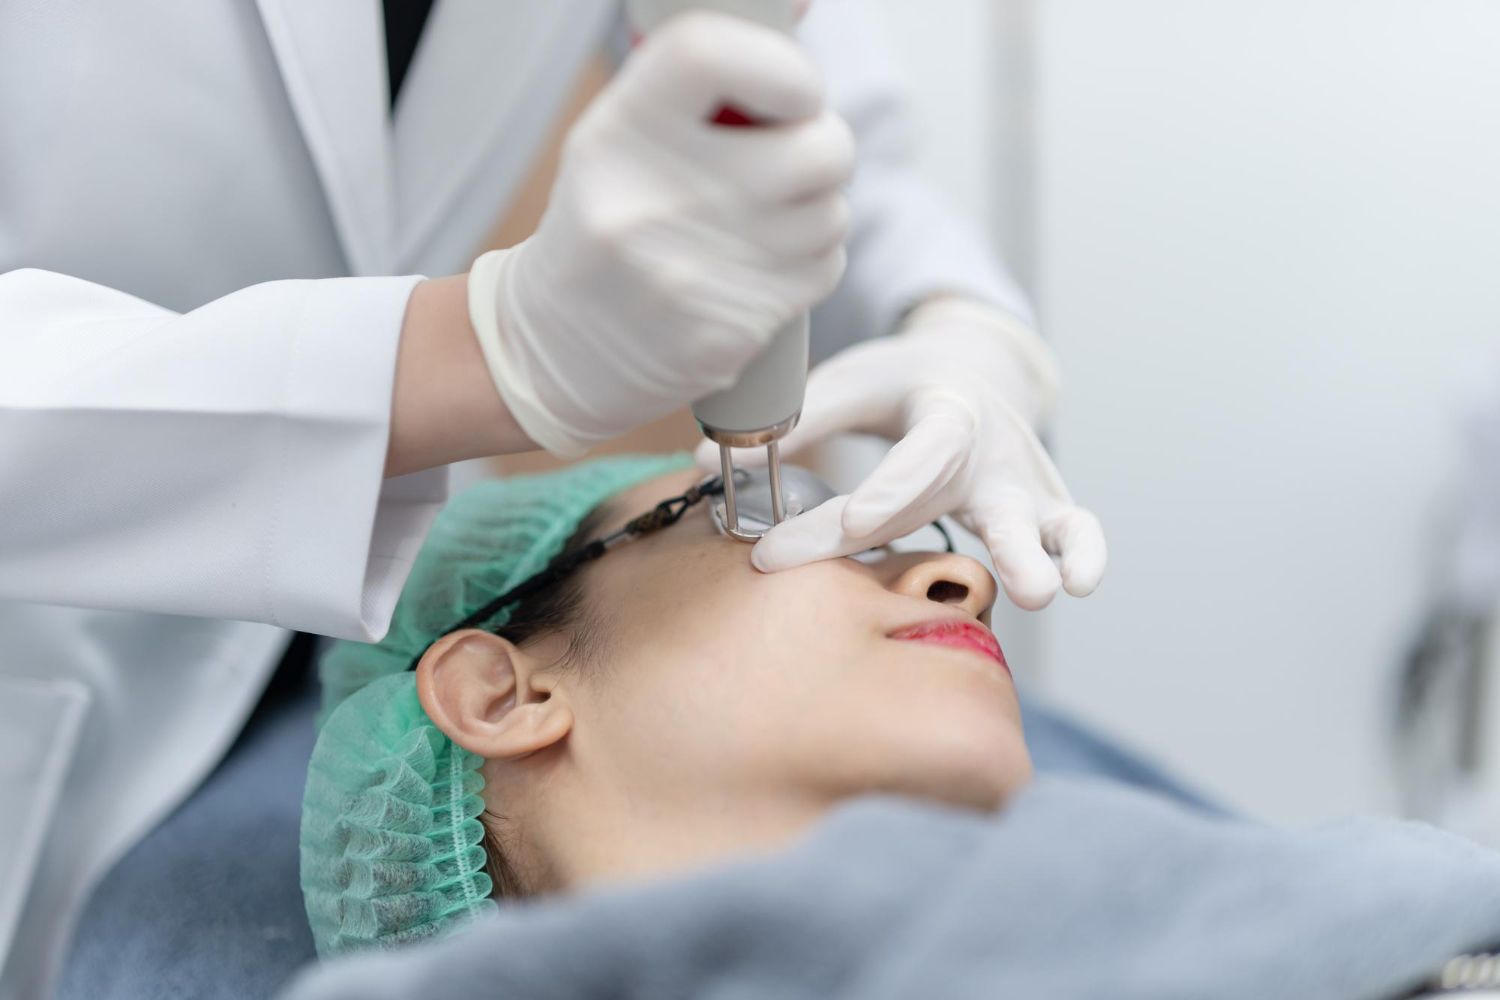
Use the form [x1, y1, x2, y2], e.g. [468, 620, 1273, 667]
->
[0, 269, 447, 641]
[797, 1, 1037, 360]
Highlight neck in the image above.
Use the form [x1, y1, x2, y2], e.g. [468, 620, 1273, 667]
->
[490, 758, 829, 894]
[553, 794, 827, 891]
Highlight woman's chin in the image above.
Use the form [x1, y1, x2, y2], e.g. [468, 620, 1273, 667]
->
[876, 721, 1032, 814]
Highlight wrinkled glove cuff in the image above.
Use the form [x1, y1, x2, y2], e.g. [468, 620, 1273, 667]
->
[467, 248, 589, 460]
[902, 297, 1062, 426]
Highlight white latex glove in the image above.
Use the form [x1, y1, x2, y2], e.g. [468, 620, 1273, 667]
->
[697, 298, 1107, 610]
[468, 12, 853, 459]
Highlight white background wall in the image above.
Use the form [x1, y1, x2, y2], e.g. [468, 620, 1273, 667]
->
[865, 0, 1001, 246]
[869, 0, 1500, 824]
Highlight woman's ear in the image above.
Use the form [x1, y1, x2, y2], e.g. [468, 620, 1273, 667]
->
[415, 629, 573, 760]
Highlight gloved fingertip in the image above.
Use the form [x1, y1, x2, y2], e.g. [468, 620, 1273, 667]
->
[750, 541, 796, 574]
[1061, 555, 1106, 598]
[750, 495, 855, 572]
[1061, 574, 1100, 599]
[999, 565, 1062, 612]
[1054, 515, 1108, 598]
[839, 500, 889, 540]
[1010, 585, 1059, 612]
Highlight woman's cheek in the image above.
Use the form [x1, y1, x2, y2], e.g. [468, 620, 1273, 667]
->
[758, 570, 865, 668]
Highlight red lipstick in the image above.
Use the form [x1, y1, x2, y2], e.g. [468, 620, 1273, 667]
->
[890, 620, 1010, 676]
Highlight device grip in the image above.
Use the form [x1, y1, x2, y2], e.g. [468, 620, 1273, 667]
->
[629, 0, 800, 127]
[692, 315, 809, 436]
[629, 0, 811, 440]
[626, 0, 797, 35]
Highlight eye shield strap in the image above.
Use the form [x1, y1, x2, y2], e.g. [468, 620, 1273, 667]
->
[409, 475, 727, 671]
[409, 467, 958, 672]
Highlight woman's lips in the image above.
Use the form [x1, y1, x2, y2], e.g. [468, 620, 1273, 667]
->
[889, 619, 1010, 676]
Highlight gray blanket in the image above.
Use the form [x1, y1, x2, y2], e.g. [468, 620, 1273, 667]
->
[282, 777, 1500, 1000]
[56, 693, 1208, 1000]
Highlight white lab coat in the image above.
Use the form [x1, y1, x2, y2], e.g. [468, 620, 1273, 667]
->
[0, 2, 1030, 996]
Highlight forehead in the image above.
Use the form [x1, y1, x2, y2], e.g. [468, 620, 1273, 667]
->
[594, 467, 715, 539]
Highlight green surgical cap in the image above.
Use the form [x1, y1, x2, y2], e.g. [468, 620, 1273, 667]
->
[300, 453, 691, 956]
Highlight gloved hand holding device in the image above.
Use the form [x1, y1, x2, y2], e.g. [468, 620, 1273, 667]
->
[467, 11, 854, 459]
[700, 297, 1107, 610]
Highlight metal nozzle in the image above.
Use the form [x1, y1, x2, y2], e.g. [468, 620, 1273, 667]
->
[715, 441, 789, 543]
[692, 312, 808, 544]
[766, 441, 786, 524]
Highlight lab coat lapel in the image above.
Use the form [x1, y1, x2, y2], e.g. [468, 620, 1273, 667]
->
[390, 0, 616, 271]
[255, 0, 394, 276]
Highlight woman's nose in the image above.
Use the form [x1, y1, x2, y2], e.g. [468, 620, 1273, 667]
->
[887, 553, 998, 622]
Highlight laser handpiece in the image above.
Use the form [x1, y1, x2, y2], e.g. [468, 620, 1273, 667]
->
[625, 0, 810, 543]
[711, 463, 834, 540]
[695, 315, 808, 542]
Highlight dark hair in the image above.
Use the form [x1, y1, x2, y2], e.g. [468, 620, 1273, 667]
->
[479, 501, 614, 898]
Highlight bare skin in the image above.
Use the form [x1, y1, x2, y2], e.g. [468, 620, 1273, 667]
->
[385, 275, 538, 477]
[416, 468, 1031, 894]
[383, 56, 618, 478]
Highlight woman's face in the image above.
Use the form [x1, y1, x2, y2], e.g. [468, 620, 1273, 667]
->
[562, 467, 1029, 819]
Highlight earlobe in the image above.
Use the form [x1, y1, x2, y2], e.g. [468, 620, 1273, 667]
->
[415, 629, 573, 760]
